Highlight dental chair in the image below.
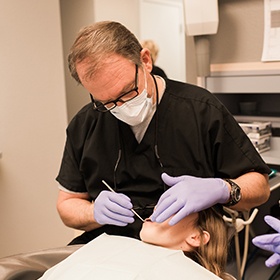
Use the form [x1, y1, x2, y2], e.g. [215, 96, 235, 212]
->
[223, 207, 259, 280]
[0, 208, 257, 280]
[0, 245, 81, 280]
[0, 235, 237, 280]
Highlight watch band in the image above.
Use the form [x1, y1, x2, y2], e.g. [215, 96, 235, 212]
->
[223, 179, 242, 207]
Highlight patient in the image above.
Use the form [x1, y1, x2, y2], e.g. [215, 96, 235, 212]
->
[39, 207, 233, 280]
[140, 207, 231, 280]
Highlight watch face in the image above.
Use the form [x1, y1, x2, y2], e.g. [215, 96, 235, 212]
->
[232, 185, 241, 202]
[235, 187, 241, 201]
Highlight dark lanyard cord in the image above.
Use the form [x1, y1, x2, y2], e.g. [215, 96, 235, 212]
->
[151, 73, 164, 170]
[113, 72, 165, 190]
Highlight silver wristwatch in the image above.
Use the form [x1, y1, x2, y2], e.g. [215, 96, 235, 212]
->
[223, 179, 242, 207]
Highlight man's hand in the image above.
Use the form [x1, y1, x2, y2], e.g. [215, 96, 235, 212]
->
[150, 173, 229, 225]
[94, 191, 134, 226]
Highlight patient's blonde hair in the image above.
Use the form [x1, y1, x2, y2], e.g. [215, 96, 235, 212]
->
[185, 207, 231, 280]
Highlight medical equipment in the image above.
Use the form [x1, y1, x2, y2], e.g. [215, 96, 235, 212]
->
[102, 180, 145, 222]
[223, 207, 259, 280]
[183, 0, 219, 36]
[183, 0, 219, 79]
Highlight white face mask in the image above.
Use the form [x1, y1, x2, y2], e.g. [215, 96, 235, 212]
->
[110, 70, 154, 126]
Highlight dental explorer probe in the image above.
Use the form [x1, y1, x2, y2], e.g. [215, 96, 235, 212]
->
[102, 180, 145, 222]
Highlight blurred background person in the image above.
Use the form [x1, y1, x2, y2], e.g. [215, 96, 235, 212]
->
[141, 39, 168, 79]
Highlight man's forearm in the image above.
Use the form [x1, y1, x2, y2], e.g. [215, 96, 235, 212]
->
[57, 191, 102, 232]
[228, 172, 270, 211]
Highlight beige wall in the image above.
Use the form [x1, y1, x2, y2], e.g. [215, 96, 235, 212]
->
[0, 0, 73, 258]
[210, 0, 264, 64]
[94, 0, 140, 36]
[60, 0, 95, 123]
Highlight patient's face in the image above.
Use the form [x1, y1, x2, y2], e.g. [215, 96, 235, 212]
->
[139, 212, 198, 250]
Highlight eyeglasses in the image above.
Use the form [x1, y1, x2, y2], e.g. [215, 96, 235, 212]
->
[90, 64, 139, 113]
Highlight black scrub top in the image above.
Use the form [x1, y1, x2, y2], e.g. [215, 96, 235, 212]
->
[57, 79, 270, 244]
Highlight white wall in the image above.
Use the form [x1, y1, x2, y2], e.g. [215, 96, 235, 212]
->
[0, 0, 74, 258]
[93, 0, 140, 36]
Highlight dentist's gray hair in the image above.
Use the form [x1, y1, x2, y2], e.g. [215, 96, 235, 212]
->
[68, 21, 143, 84]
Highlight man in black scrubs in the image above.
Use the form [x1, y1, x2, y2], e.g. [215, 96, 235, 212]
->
[56, 21, 271, 244]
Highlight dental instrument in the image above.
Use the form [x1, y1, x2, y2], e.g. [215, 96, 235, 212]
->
[102, 180, 145, 222]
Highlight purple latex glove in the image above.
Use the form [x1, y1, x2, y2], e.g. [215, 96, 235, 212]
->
[94, 191, 134, 226]
[150, 173, 230, 226]
[252, 215, 280, 268]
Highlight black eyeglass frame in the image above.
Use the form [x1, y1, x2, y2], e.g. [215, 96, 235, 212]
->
[90, 64, 139, 112]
